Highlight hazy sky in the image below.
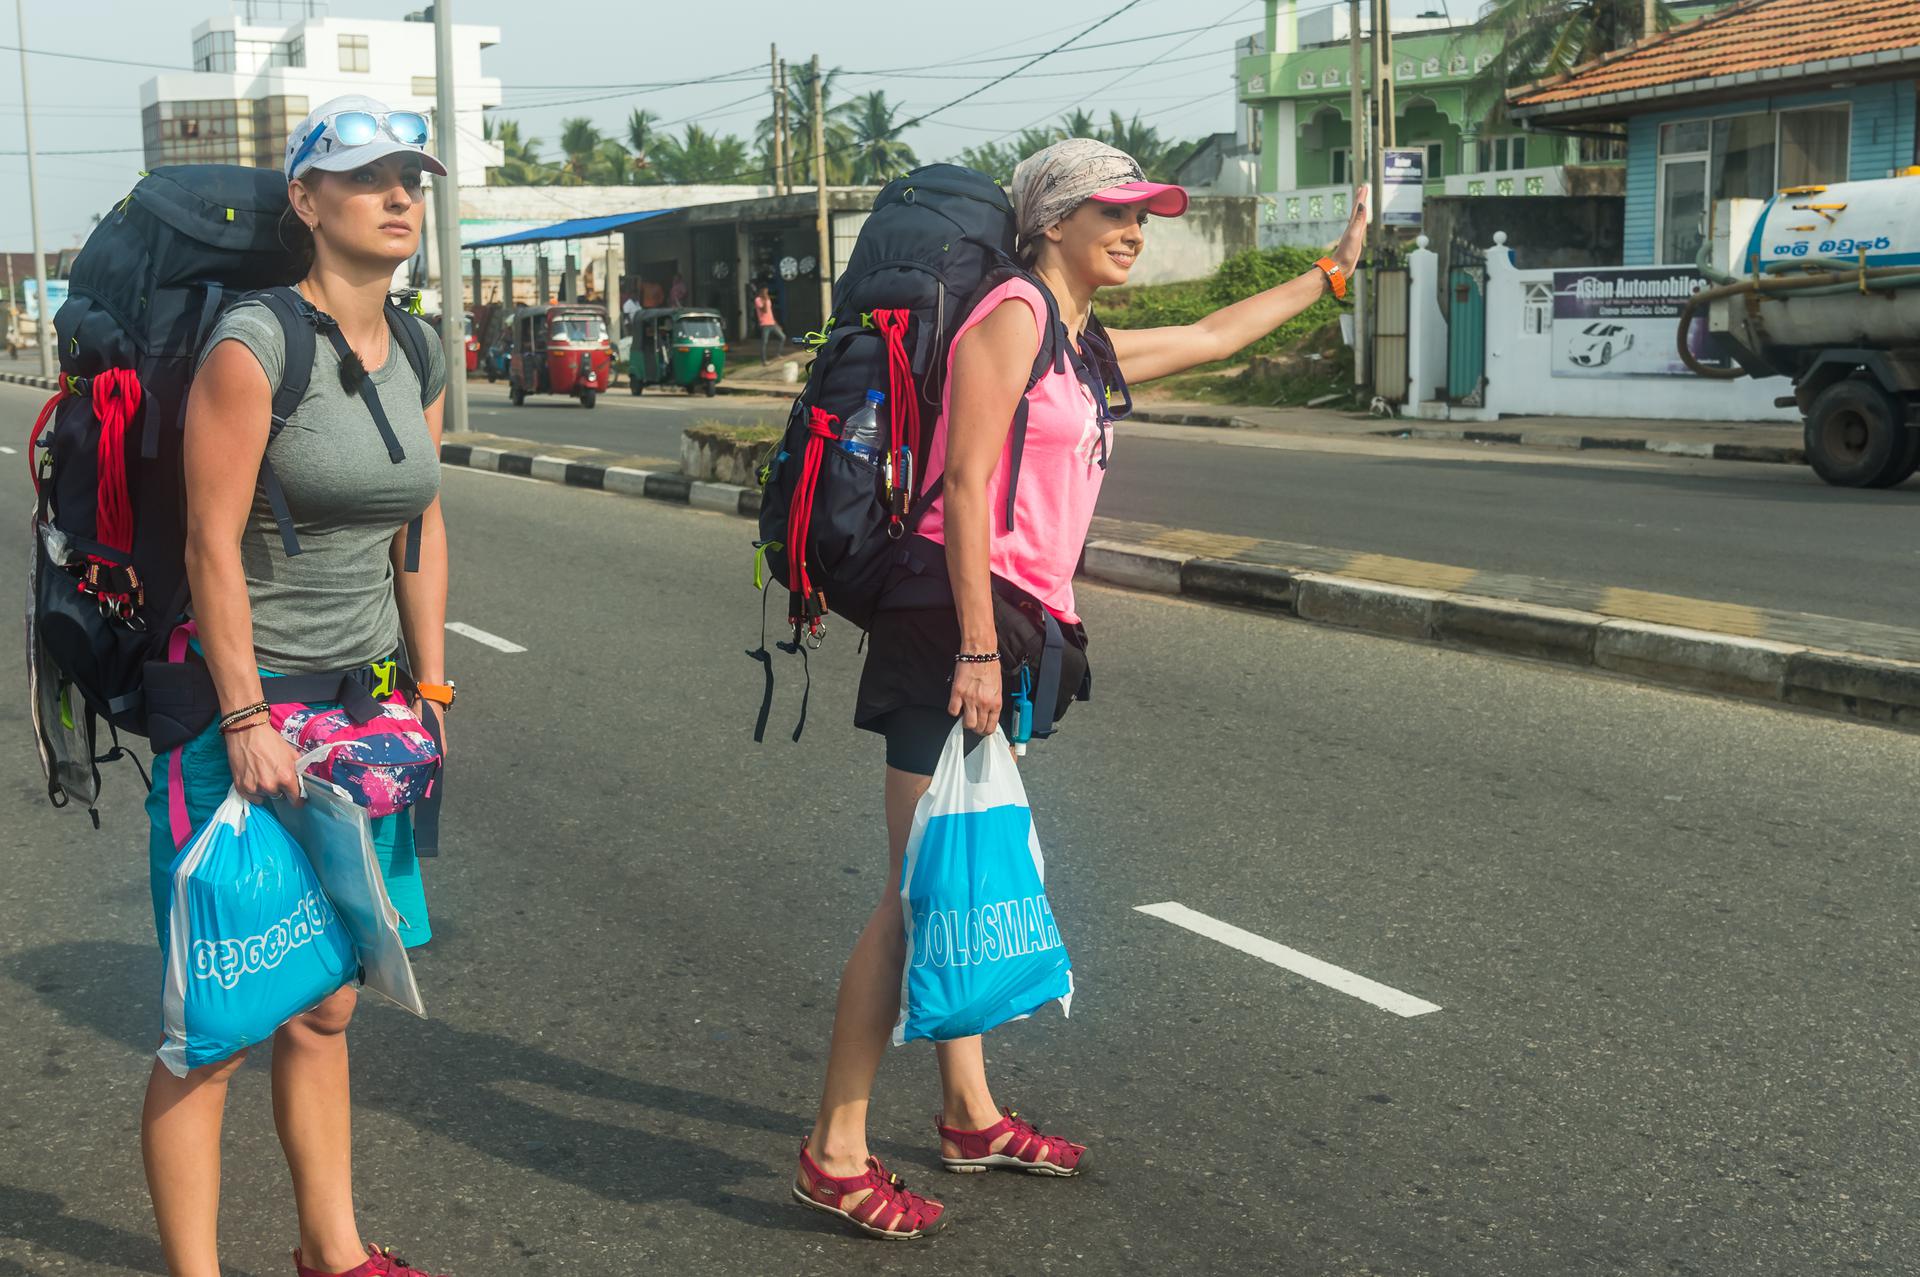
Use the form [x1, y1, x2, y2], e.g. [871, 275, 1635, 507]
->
[1, 0, 1439, 246]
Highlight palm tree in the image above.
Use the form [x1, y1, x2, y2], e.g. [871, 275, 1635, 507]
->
[1059, 109, 1103, 141]
[757, 62, 855, 185]
[844, 91, 918, 185]
[557, 117, 605, 185]
[652, 124, 752, 184]
[484, 116, 550, 186]
[1470, 0, 1678, 126]
[625, 108, 660, 181]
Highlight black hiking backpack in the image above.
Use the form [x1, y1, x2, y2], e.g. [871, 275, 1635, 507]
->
[750, 163, 1129, 740]
[26, 164, 436, 824]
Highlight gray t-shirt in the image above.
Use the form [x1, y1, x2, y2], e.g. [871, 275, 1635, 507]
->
[195, 300, 446, 674]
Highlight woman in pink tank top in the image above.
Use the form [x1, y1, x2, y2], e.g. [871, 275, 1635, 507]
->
[798, 138, 1368, 1239]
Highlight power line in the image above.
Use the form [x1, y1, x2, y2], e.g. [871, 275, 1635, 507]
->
[0, 41, 186, 70]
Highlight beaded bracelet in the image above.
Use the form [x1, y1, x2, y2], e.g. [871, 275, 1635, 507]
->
[217, 700, 270, 732]
[954, 651, 1001, 664]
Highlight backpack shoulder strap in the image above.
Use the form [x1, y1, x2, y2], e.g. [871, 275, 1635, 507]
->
[249, 286, 317, 432]
[1002, 270, 1063, 533]
[383, 303, 436, 408]
[246, 286, 317, 559]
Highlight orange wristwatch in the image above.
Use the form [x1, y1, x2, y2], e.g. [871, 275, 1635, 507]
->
[416, 680, 457, 709]
[1314, 257, 1348, 301]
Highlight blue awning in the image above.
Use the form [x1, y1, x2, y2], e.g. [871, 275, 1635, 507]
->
[462, 207, 681, 249]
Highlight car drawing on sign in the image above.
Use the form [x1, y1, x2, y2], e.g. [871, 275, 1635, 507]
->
[1568, 322, 1634, 367]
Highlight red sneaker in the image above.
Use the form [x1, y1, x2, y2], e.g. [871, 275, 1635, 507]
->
[293, 1243, 449, 1277]
[792, 1140, 948, 1240]
[938, 1108, 1086, 1176]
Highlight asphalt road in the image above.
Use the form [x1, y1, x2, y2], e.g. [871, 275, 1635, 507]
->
[455, 378, 1920, 632]
[6, 441, 1920, 1275]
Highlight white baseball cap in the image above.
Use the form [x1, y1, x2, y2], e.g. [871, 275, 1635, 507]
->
[284, 94, 447, 182]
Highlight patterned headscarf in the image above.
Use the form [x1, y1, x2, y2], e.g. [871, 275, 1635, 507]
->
[1010, 138, 1150, 250]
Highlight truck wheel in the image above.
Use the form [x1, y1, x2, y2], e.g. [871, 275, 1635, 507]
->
[1879, 426, 1920, 488]
[1806, 378, 1908, 487]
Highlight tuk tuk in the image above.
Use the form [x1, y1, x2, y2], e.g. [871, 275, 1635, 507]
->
[506, 303, 614, 408]
[628, 307, 726, 397]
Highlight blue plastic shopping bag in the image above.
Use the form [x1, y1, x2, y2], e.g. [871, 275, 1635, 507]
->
[894, 723, 1073, 1044]
[157, 788, 358, 1077]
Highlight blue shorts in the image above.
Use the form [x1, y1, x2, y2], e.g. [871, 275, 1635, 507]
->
[146, 721, 432, 954]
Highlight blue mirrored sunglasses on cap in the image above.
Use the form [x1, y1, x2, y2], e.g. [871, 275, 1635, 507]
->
[288, 110, 431, 174]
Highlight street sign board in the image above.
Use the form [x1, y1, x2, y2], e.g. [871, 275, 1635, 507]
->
[1382, 148, 1425, 229]
[1549, 266, 1729, 378]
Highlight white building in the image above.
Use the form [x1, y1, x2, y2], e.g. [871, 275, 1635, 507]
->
[137, 7, 503, 185]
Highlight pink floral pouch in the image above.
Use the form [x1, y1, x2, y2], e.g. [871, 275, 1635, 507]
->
[269, 694, 442, 818]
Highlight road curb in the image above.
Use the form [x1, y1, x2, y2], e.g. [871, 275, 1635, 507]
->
[438, 440, 1917, 731]
[0, 371, 57, 391]
[1392, 423, 1802, 465]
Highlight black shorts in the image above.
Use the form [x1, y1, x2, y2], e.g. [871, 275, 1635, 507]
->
[855, 588, 1090, 776]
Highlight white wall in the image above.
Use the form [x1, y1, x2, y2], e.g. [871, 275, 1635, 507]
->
[1405, 234, 1798, 422]
[1133, 196, 1258, 285]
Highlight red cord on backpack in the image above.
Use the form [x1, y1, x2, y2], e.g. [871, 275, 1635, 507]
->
[91, 369, 142, 553]
[872, 309, 920, 526]
[26, 388, 63, 497]
[785, 406, 840, 621]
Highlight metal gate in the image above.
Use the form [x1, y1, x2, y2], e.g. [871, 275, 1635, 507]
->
[1446, 247, 1487, 406]
[1373, 266, 1410, 405]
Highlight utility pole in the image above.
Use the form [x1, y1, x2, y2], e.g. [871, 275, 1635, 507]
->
[16, 2, 53, 379]
[1348, 0, 1368, 390]
[779, 60, 792, 195]
[810, 54, 831, 325]
[431, 0, 469, 433]
[770, 44, 785, 196]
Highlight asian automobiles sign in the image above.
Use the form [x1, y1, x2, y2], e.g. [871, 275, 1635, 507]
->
[1549, 267, 1728, 377]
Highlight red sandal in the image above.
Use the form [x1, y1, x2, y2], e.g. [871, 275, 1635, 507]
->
[938, 1108, 1086, 1176]
[293, 1243, 448, 1277]
[793, 1140, 949, 1240]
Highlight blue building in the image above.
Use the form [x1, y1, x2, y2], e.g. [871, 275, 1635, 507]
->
[1508, 0, 1919, 266]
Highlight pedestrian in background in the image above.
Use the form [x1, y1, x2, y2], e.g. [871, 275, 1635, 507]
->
[795, 138, 1369, 1239]
[755, 284, 786, 364]
[141, 96, 458, 1277]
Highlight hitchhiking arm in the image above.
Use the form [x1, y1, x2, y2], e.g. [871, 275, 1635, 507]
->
[1106, 186, 1368, 386]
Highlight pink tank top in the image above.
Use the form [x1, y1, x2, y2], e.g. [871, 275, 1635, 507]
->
[918, 277, 1111, 624]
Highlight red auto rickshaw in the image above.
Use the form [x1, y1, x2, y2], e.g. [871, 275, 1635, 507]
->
[506, 303, 614, 408]
[463, 312, 479, 374]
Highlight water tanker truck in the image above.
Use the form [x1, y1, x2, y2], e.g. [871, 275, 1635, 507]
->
[1681, 171, 1920, 488]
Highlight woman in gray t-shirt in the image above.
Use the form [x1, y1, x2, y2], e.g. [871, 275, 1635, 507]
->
[141, 95, 456, 1277]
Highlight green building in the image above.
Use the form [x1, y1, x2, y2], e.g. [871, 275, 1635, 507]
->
[1233, 0, 1722, 245]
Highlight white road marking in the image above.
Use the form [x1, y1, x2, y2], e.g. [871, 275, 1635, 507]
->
[0, 445, 15, 454]
[442, 464, 542, 483]
[445, 622, 527, 653]
[1134, 901, 1441, 1018]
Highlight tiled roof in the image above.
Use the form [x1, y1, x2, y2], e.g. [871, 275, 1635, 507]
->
[1509, 0, 1920, 115]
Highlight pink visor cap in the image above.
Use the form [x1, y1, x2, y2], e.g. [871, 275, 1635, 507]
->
[1088, 182, 1189, 218]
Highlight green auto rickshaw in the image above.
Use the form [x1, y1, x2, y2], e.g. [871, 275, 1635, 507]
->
[627, 306, 726, 396]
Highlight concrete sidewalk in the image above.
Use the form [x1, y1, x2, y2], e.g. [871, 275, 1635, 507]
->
[1127, 398, 1807, 466]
